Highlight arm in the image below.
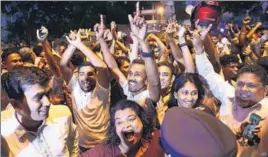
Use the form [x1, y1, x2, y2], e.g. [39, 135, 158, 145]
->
[165, 22, 185, 69]
[37, 26, 61, 77]
[147, 33, 168, 58]
[192, 26, 235, 106]
[66, 29, 109, 89]
[239, 16, 251, 46]
[111, 21, 129, 53]
[128, 2, 160, 102]
[99, 38, 127, 87]
[140, 40, 161, 102]
[96, 15, 127, 87]
[129, 33, 139, 62]
[203, 35, 221, 74]
[59, 44, 76, 84]
[177, 26, 195, 73]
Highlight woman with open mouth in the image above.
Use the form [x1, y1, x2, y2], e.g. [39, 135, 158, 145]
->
[80, 99, 165, 157]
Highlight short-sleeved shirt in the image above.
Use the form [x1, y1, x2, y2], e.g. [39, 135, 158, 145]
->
[68, 74, 110, 149]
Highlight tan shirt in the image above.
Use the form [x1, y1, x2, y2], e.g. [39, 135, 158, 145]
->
[1, 105, 78, 157]
[68, 74, 110, 149]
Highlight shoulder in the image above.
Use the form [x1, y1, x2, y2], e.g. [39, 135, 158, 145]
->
[1, 107, 15, 122]
[48, 105, 72, 118]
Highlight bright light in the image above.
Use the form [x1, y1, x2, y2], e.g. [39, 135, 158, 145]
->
[157, 6, 164, 15]
[220, 28, 224, 33]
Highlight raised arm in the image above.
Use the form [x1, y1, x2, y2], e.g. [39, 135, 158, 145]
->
[128, 2, 160, 102]
[193, 24, 235, 108]
[59, 42, 76, 83]
[66, 29, 109, 89]
[36, 26, 61, 78]
[177, 26, 195, 73]
[111, 21, 129, 53]
[96, 15, 127, 87]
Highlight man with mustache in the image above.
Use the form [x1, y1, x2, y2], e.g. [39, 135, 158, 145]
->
[98, 3, 160, 110]
[194, 24, 268, 157]
[60, 29, 110, 152]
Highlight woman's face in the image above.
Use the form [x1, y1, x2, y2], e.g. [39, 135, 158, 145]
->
[174, 81, 199, 108]
[115, 108, 143, 146]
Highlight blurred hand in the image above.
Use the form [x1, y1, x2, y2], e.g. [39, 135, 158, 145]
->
[192, 20, 212, 53]
[65, 30, 82, 47]
[128, 2, 147, 41]
[243, 16, 251, 25]
[36, 26, 48, 41]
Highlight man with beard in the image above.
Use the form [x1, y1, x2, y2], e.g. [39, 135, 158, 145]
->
[59, 29, 110, 152]
[193, 26, 268, 156]
[98, 3, 160, 110]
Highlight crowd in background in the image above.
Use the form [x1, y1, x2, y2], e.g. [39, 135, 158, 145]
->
[1, 1, 268, 157]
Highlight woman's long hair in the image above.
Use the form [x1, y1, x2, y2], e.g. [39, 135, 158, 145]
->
[107, 99, 153, 145]
[168, 73, 205, 108]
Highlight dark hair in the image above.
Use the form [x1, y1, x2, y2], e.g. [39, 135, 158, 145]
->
[115, 56, 130, 68]
[132, 59, 145, 66]
[1, 48, 20, 61]
[77, 61, 96, 73]
[237, 64, 268, 86]
[71, 50, 86, 67]
[220, 54, 239, 67]
[158, 61, 175, 76]
[33, 45, 43, 57]
[168, 73, 205, 108]
[1, 66, 49, 101]
[107, 99, 153, 145]
[18, 47, 35, 64]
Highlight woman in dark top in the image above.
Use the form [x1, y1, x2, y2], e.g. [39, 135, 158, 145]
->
[80, 99, 165, 157]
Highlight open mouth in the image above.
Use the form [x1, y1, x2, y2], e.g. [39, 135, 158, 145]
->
[123, 131, 135, 142]
[128, 81, 136, 86]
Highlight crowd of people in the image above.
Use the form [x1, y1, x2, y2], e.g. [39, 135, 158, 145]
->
[1, 2, 268, 157]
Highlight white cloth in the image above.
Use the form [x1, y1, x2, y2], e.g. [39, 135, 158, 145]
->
[1, 105, 78, 157]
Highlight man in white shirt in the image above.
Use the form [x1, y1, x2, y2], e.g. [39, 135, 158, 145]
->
[193, 25, 268, 157]
[1, 66, 78, 157]
[99, 6, 160, 109]
[60, 30, 110, 151]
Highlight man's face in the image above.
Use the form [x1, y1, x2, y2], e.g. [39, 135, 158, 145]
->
[58, 45, 66, 56]
[78, 66, 96, 92]
[4, 53, 23, 70]
[174, 81, 198, 108]
[16, 84, 51, 121]
[115, 108, 143, 145]
[211, 36, 219, 44]
[120, 60, 130, 77]
[158, 65, 173, 91]
[127, 64, 146, 93]
[235, 73, 267, 108]
[223, 63, 239, 80]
